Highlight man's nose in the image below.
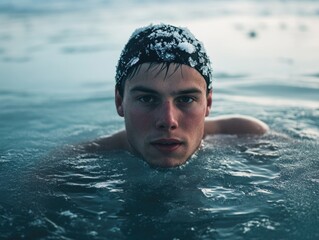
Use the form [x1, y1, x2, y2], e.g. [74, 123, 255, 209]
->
[155, 101, 179, 130]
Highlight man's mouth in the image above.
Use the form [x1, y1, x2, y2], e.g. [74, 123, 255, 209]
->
[150, 138, 183, 152]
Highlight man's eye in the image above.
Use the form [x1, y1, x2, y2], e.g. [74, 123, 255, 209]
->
[138, 96, 157, 103]
[177, 96, 195, 104]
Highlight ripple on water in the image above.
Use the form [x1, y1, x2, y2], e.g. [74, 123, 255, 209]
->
[2, 132, 318, 239]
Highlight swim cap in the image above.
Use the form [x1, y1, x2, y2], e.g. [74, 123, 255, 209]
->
[115, 23, 213, 92]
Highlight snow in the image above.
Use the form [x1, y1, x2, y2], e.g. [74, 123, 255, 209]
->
[128, 56, 139, 67]
[178, 42, 196, 54]
[116, 23, 213, 90]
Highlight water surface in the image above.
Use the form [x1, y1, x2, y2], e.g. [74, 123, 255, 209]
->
[1, 0, 319, 239]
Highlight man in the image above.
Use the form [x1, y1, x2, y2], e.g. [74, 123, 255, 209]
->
[84, 23, 268, 168]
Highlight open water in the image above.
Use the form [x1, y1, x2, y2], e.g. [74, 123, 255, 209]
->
[1, 0, 319, 239]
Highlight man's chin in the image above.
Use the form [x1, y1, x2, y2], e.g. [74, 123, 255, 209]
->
[145, 157, 188, 168]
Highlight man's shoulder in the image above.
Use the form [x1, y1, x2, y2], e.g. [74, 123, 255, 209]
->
[82, 130, 128, 152]
[204, 115, 269, 136]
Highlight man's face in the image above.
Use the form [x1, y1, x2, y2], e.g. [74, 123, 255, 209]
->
[115, 63, 212, 168]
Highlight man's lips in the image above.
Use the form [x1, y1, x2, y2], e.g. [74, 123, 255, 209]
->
[150, 138, 183, 152]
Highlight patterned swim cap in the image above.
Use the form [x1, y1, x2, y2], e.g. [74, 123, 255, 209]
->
[115, 23, 213, 92]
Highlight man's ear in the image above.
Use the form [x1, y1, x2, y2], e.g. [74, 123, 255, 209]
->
[205, 91, 213, 117]
[115, 88, 124, 117]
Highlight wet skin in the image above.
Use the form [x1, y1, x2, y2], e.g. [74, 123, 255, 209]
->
[115, 63, 212, 168]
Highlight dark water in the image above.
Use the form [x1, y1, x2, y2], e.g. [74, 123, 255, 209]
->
[1, 0, 319, 239]
[1, 134, 319, 239]
[1, 77, 318, 239]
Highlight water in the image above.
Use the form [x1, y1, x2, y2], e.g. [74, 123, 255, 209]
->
[1, 0, 319, 239]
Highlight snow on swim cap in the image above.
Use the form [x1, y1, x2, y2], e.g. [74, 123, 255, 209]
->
[115, 23, 213, 91]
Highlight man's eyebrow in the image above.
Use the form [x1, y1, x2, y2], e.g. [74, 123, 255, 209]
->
[130, 86, 204, 95]
[129, 86, 159, 94]
[176, 88, 203, 95]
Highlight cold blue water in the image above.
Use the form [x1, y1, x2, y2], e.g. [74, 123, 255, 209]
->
[1, 0, 319, 239]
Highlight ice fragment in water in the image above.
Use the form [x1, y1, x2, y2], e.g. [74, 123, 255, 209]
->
[60, 210, 78, 219]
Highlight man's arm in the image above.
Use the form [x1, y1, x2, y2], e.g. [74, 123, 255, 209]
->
[204, 115, 269, 136]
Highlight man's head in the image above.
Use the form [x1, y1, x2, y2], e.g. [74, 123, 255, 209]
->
[115, 24, 213, 167]
[115, 23, 212, 97]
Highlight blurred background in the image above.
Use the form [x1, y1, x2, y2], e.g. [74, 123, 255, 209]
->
[1, 0, 319, 92]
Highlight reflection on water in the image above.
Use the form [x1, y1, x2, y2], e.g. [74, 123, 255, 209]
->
[1, 0, 319, 239]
